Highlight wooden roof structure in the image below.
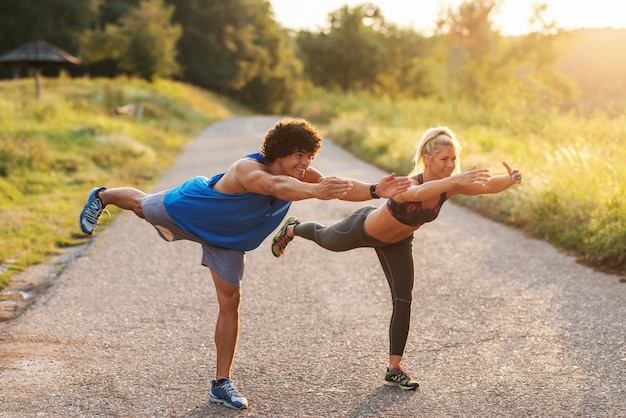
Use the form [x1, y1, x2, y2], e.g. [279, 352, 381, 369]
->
[0, 40, 82, 67]
[0, 40, 82, 99]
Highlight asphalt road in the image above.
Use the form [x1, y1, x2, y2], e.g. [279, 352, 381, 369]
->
[0, 116, 624, 417]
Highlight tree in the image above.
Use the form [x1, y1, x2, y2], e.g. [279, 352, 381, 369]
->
[79, 0, 181, 81]
[296, 3, 388, 93]
[433, 0, 575, 111]
[166, 0, 304, 113]
[374, 26, 435, 98]
[96, 0, 141, 27]
[508, 3, 576, 108]
[435, 0, 501, 103]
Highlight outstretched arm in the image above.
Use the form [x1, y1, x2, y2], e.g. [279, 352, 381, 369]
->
[452, 161, 522, 196]
[217, 159, 353, 201]
[394, 167, 491, 202]
[252, 166, 355, 201]
[338, 172, 411, 202]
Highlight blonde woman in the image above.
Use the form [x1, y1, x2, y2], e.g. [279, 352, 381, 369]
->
[271, 126, 523, 390]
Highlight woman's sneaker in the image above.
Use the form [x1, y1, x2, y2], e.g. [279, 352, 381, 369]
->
[79, 187, 106, 235]
[271, 216, 299, 257]
[384, 367, 420, 390]
[209, 378, 248, 410]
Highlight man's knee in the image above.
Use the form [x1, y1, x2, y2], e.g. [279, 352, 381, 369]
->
[213, 275, 242, 312]
[221, 289, 241, 309]
[134, 195, 146, 218]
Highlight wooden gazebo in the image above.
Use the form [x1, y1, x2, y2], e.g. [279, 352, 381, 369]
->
[0, 40, 82, 99]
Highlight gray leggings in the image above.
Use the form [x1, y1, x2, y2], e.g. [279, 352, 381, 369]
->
[294, 206, 415, 356]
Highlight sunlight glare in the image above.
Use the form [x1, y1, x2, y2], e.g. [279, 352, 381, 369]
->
[270, 0, 626, 35]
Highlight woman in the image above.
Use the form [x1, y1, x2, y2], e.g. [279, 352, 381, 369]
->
[270, 126, 523, 390]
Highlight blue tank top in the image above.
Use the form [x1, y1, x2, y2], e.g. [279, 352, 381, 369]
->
[163, 153, 291, 251]
[386, 173, 447, 227]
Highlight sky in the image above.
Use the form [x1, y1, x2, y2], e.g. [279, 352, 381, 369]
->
[270, 0, 626, 35]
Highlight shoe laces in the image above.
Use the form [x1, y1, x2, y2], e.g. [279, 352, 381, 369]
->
[274, 233, 292, 255]
[220, 379, 241, 397]
[393, 367, 413, 382]
[83, 199, 110, 225]
[83, 198, 104, 224]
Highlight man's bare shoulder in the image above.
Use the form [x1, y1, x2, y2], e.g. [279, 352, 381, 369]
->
[237, 156, 267, 171]
[215, 157, 268, 194]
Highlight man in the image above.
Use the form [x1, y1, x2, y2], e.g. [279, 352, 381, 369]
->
[78, 117, 409, 410]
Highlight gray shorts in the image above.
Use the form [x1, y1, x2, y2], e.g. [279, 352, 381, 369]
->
[141, 191, 245, 287]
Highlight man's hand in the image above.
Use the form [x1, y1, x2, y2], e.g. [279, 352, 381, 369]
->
[314, 176, 354, 200]
[376, 173, 411, 198]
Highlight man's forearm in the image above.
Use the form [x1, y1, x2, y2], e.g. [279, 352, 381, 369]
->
[269, 176, 317, 201]
[338, 180, 376, 202]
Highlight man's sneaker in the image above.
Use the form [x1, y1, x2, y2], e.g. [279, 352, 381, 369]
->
[79, 187, 106, 235]
[271, 216, 299, 257]
[384, 367, 419, 390]
[209, 378, 248, 410]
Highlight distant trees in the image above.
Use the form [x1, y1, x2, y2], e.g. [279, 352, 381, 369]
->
[435, 0, 500, 103]
[83, 0, 304, 113]
[294, 0, 576, 110]
[297, 4, 387, 92]
[166, 0, 304, 113]
[0, 0, 586, 113]
[432, 0, 574, 109]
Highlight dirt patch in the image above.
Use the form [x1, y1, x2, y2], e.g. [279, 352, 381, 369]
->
[0, 244, 87, 329]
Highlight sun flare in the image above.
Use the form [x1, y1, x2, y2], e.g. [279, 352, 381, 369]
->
[270, 0, 626, 35]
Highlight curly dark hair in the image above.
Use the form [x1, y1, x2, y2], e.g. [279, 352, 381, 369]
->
[261, 118, 323, 164]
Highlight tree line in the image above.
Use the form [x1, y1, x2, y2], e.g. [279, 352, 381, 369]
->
[0, 0, 577, 113]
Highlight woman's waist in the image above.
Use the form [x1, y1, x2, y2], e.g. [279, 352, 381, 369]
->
[364, 205, 416, 243]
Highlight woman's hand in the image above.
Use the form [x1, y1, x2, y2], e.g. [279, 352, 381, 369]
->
[454, 166, 491, 187]
[503, 161, 522, 184]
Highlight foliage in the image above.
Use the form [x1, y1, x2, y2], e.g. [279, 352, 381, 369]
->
[79, 0, 182, 81]
[292, 0, 578, 118]
[0, 77, 238, 289]
[1, 0, 303, 113]
[166, 0, 304, 113]
[296, 3, 387, 92]
[2, 0, 623, 116]
[97, 0, 142, 25]
[374, 27, 436, 98]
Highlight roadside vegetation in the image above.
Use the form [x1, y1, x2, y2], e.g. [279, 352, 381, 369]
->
[294, 88, 626, 276]
[1, 76, 624, 292]
[0, 77, 243, 288]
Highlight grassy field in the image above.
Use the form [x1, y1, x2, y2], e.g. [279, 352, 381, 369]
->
[293, 88, 626, 277]
[0, 76, 244, 288]
[0, 77, 624, 290]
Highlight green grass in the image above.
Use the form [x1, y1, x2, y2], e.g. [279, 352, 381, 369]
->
[295, 88, 626, 276]
[0, 76, 244, 288]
